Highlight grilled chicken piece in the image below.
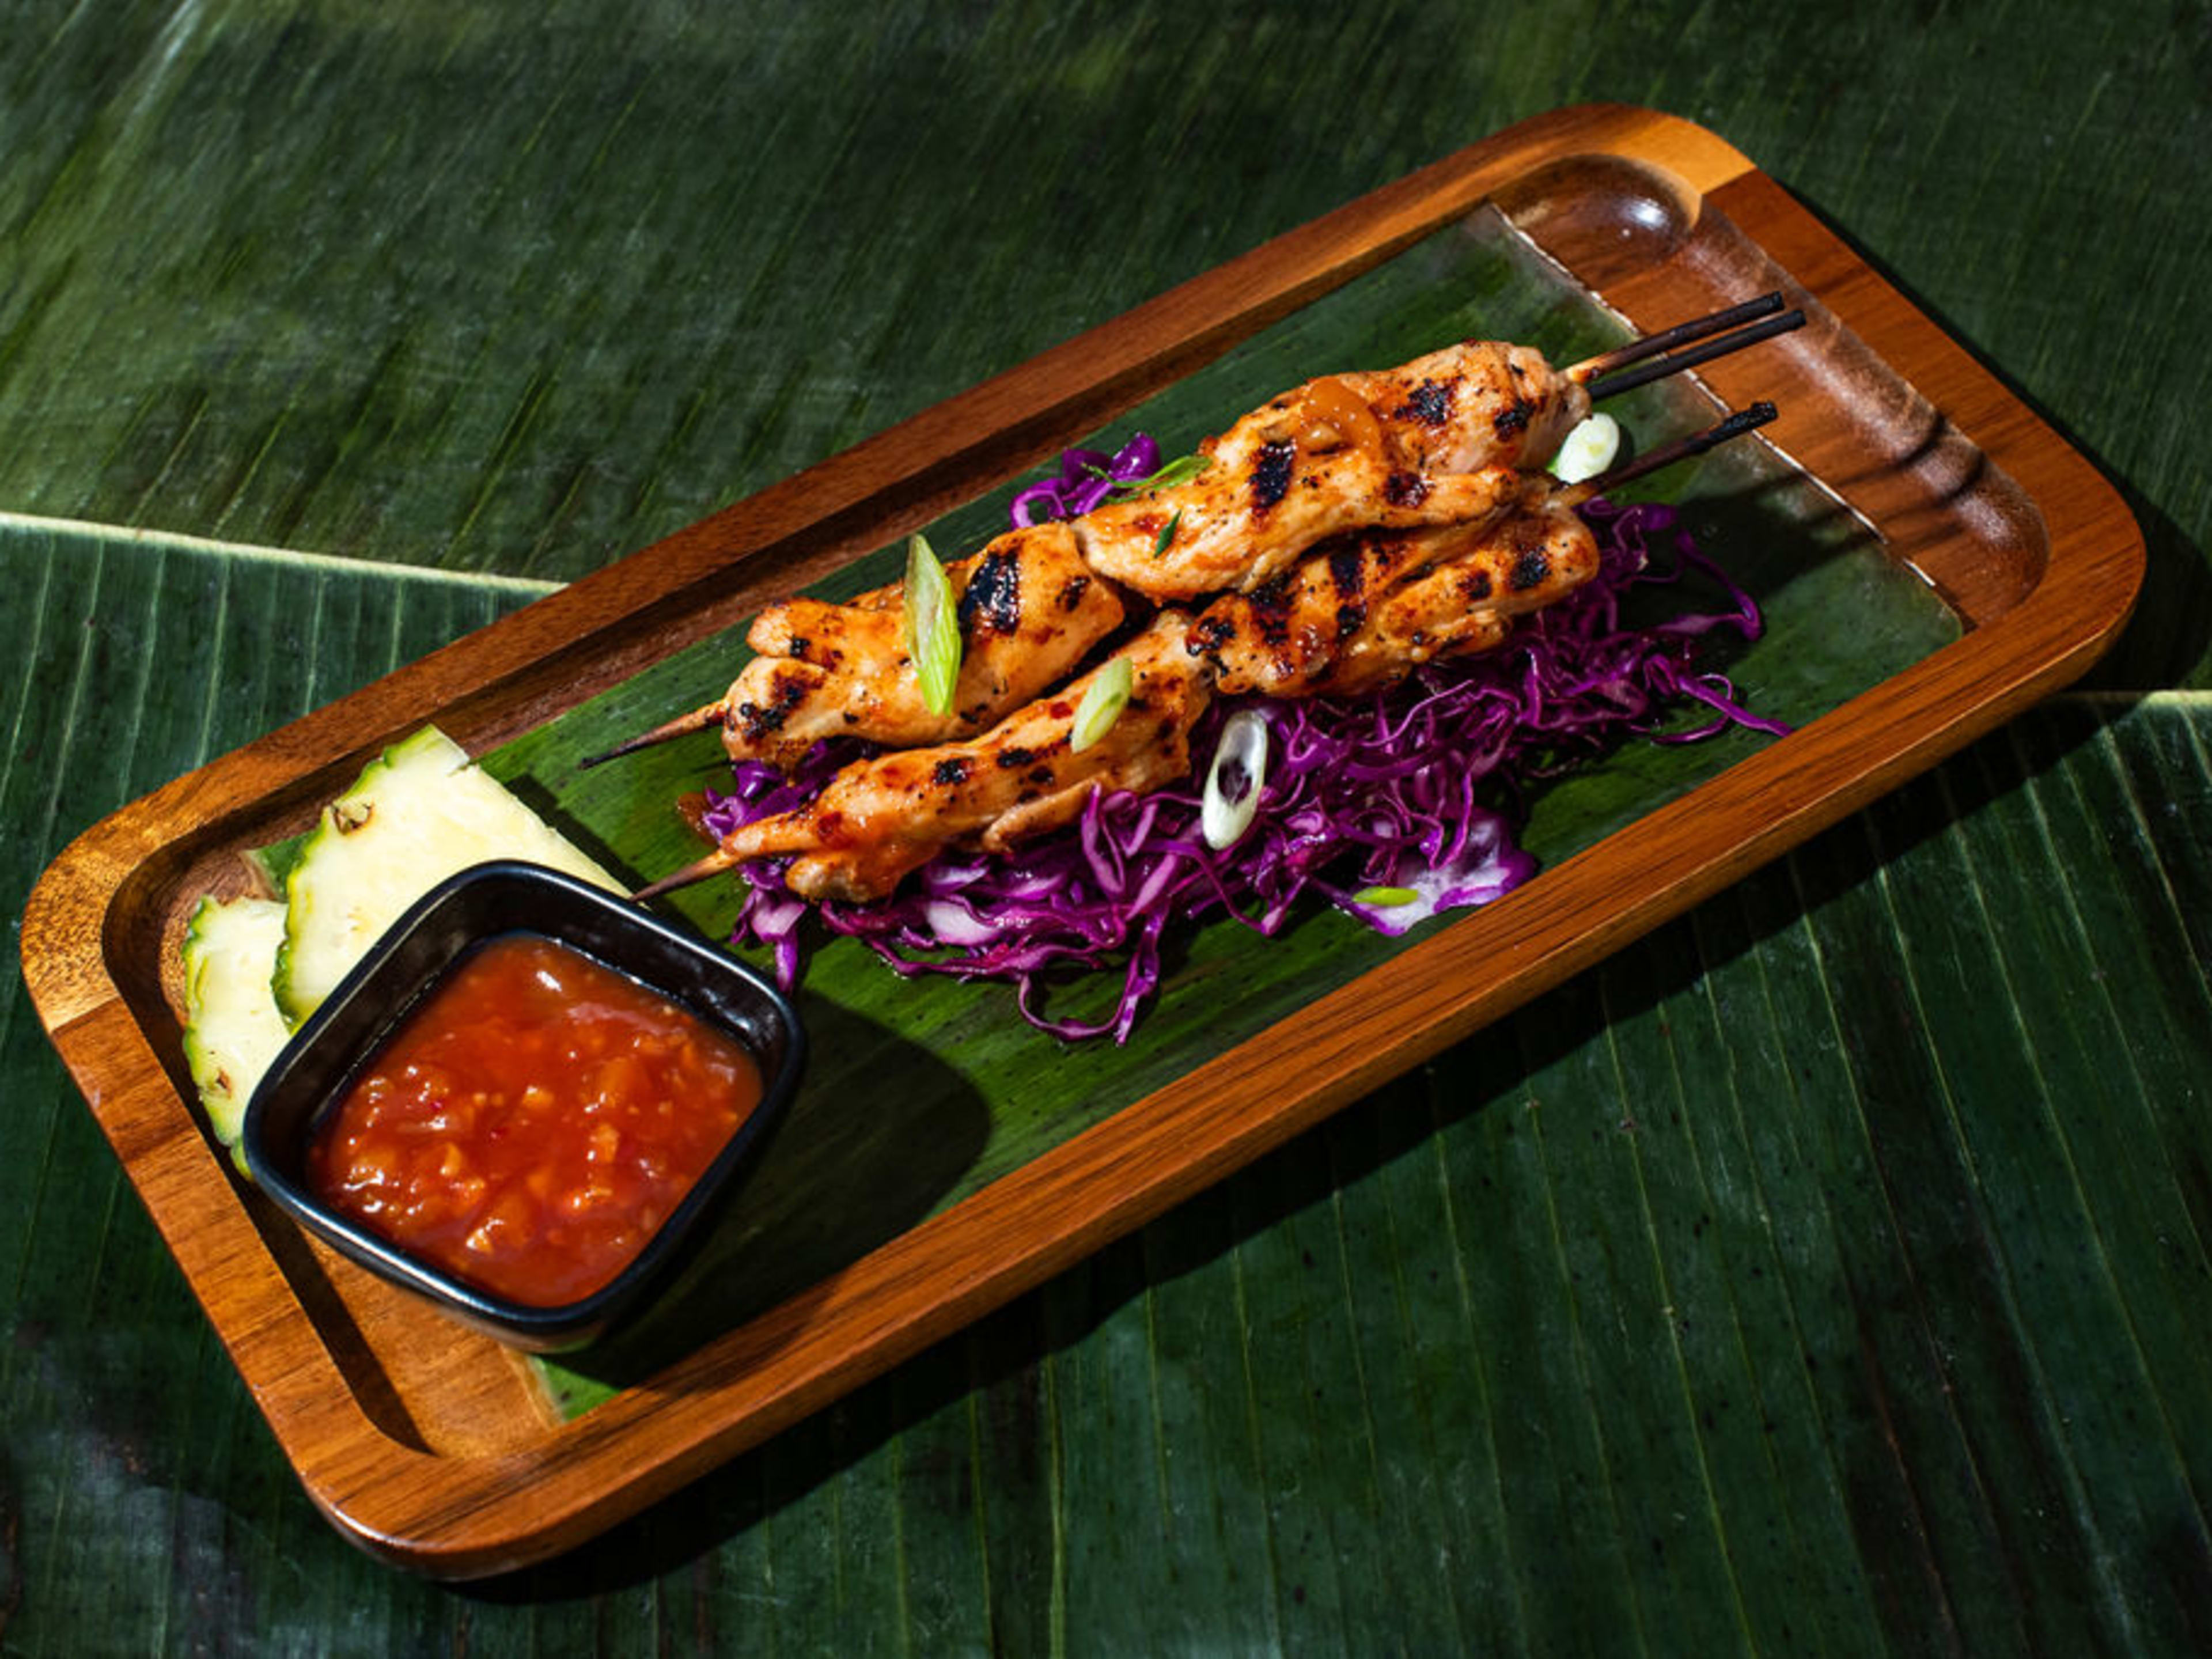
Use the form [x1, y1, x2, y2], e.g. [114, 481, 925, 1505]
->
[1189, 487, 1601, 698]
[597, 522, 1126, 772]
[643, 613, 1211, 903]
[1075, 339, 1590, 600]
[1364, 496, 1598, 652]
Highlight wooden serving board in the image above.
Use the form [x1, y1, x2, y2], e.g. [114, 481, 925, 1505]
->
[20, 105, 2142, 1578]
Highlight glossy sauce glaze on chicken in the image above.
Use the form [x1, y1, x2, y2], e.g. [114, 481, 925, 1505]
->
[646, 614, 1211, 903]
[652, 489, 1603, 904]
[636, 343, 1602, 900]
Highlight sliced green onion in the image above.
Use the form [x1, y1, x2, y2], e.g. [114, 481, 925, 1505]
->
[1133, 452, 1212, 493]
[1152, 509, 1182, 558]
[1092, 452, 1212, 497]
[902, 532, 961, 717]
[1201, 709, 1270, 850]
[1549, 412, 1622, 484]
[1070, 656, 1132, 753]
[1351, 885, 1418, 907]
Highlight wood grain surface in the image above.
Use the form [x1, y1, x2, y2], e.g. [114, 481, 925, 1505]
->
[3, 0, 2208, 1651]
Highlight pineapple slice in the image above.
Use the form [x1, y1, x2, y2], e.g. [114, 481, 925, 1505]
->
[271, 726, 621, 1024]
[180, 894, 289, 1173]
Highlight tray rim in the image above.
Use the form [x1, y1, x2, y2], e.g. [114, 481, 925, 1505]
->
[18, 102, 2145, 1577]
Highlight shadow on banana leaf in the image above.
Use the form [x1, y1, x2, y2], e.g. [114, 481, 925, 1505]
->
[539, 991, 991, 1399]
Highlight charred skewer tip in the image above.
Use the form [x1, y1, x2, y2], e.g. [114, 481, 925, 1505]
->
[1566, 292, 1787, 382]
[577, 700, 728, 769]
[1579, 400, 1779, 496]
[1581, 310, 1805, 403]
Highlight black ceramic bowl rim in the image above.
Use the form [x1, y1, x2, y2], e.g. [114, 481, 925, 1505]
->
[240, 859, 807, 1353]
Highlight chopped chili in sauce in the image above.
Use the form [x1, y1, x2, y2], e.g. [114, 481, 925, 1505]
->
[306, 934, 762, 1308]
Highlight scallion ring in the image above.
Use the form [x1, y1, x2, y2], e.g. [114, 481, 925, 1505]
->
[1201, 708, 1271, 850]
[1549, 412, 1622, 484]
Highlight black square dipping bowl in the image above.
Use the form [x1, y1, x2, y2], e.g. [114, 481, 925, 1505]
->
[241, 859, 806, 1352]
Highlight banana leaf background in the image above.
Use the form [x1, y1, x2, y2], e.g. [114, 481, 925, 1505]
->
[3, 1, 2210, 1653]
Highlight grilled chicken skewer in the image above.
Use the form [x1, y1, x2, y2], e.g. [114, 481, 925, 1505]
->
[1353, 501, 1597, 679]
[1189, 483, 1601, 698]
[1082, 297, 1800, 600]
[637, 613, 1212, 904]
[1074, 338, 1590, 600]
[583, 522, 1126, 771]
[1183, 399, 1783, 699]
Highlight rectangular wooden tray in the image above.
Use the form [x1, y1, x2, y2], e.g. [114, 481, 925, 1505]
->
[20, 104, 2143, 1578]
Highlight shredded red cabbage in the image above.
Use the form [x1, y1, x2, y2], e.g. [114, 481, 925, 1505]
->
[701, 468, 1787, 1044]
[1007, 433, 1164, 525]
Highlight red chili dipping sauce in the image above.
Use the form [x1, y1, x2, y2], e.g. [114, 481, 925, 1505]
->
[305, 934, 762, 1308]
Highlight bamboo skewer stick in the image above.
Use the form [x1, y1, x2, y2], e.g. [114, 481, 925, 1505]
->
[1577, 402, 1779, 496]
[1581, 311, 1804, 401]
[636, 845, 745, 901]
[1565, 292, 1789, 381]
